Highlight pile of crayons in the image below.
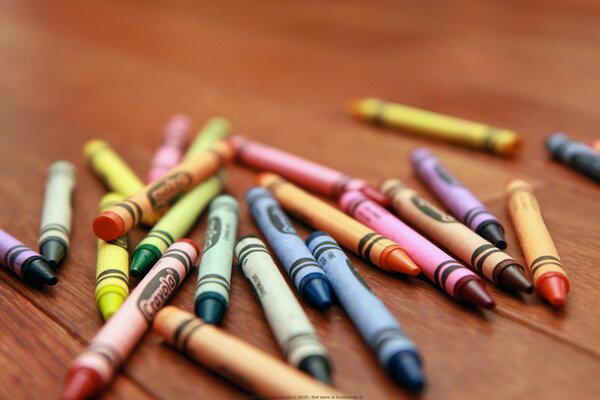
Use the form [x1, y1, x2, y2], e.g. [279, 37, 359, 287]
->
[3, 99, 596, 400]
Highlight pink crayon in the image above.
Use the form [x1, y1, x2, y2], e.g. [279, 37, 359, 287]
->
[339, 191, 495, 309]
[146, 114, 192, 183]
[62, 239, 199, 400]
[228, 135, 388, 206]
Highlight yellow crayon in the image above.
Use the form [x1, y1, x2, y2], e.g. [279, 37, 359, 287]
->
[95, 193, 129, 320]
[183, 117, 231, 161]
[349, 98, 521, 156]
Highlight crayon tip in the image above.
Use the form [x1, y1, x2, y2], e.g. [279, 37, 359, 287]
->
[62, 367, 103, 400]
[130, 248, 160, 278]
[457, 278, 496, 309]
[298, 355, 331, 385]
[380, 247, 421, 276]
[194, 295, 227, 324]
[98, 292, 126, 320]
[498, 264, 534, 293]
[40, 239, 67, 268]
[301, 275, 333, 309]
[93, 211, 125, 242]
[537, 273, 569, 307]
[23, 258, 58, 285]
[346, 99, 363, 117]
[387, 351, 425, 391]
[478, 223, 507, 250]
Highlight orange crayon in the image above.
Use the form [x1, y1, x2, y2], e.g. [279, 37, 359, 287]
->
[506, 179, 569, 306]
[257, 173, 419, 276]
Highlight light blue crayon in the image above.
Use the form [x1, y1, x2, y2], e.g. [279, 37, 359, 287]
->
[306, 231, 425, 391]
[245, 186, 332, 309]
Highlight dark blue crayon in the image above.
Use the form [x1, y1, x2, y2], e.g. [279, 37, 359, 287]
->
[246, 187, 332, 309]
[546, 133, 600, 184]
[306, 231, 425, 391]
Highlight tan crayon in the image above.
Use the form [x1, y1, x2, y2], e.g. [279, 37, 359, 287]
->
[93, 141, 233, 241]
[153, 307, 344, 398]
[506, 179, 569, 306]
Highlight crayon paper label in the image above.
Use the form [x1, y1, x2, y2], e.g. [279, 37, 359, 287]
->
[147, 172, 193, 209]
[137, 268, 180, 323]
[203, 217, 221, 252]
[411, 195, 457, 223]
[346, 259, 371, 291]
[434, 165, 461, 186]
[267, 205, 295, 234]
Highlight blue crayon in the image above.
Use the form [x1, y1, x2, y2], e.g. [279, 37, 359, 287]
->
[306, 231, 425, 391]
[546, 133, 600, 184]
[246, 187, 332, 309]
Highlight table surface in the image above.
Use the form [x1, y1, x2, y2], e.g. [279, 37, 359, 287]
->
[1, 0, 600, 399]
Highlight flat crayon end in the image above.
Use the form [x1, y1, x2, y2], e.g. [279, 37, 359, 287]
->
[387, 351, 425, 391]
[456, 278, 496, 309]
[62, 367, 103, 400]
[23, 258, 58, 285]
[299, 355, 331, 385]
[380, 246, 421, 276]
[537, 273, 569, 307]
[130, 248, 160, 278]
[477, 223, 507, 250]
[40, 239, 67, 268]
[98, 292, 126, 321]
[195, 294, 227, 324]
[93, 211, 125, 241]
[498, 264, 534, 293]
[301, 275, 333, 310]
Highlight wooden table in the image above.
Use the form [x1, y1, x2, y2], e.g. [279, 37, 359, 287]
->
[1, 1, 599, 399]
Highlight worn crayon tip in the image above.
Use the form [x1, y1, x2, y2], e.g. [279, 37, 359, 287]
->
[195, 295, 227, 324]
[387, 351, 425, 391]
[40, 239, 67, 268]
[498, 265, 534, 293]
[130, 248, 160, 278]
[98, 292, 126, 321]
[301, 275, 333, 310]
[23, 258, 58, 285]
[478, 223, 507, 250]
[93, 211, 125, 242]
[346, 99, 364, 118]
[457, 278, 496, 309]
[380, 246, 421, 276]
[299, 355, 331, 385]
[62, 367, 103, 400]
[537, 273, 569, 307]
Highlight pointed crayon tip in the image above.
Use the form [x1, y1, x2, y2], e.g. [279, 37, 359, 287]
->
[301, 276, 333, 310]
[23, 258, 58, 285]
[498, 264, 534, 293]
[380, 247, 421, 276]
[457, 278, 496, 309]
[194, 295, 227, 324]
[299, 355, 331, 385]
[478, 223, 507, 250]
[62, 367, 103, 400]
[387, 351, 425, 391]
[537, 273, 569, 307]
[40, 239, 67, 268]
[130, 248, 160, 278]
[98, 292, 126, 321]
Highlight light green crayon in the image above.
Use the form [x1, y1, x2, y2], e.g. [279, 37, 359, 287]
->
[183, 117, 231, 161]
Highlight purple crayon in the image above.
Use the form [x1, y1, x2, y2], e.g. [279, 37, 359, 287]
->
[0, 229, 57, 285]
[411, 148, 507, 249]
[146, 114, 192, 183]
[340, 191, 495, 309]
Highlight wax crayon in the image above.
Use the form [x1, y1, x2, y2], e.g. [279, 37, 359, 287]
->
[229, 135, 388, 205]
[380, 179, 533, 293]
[0, 229, 57, 285]
[411, 148, 507, 249]
[194, 195, 239, 324]
[349, 98, 521, 156]
[340, 190, 494, 308]
[93, 141, 233, 241]
[590, 140, 600, 153]
[62, 240, 198, 400]
[146, 114, 192, 183]
[506, 179, 569, 306]
[95, 193, 129, 320]
[307, 232, 425, 390]
[183, 117, 231, 161]
[130, 172, 225, 277]
[153, 307, 344, 397]
[246, 187, 332, 309]
[38, 161, 76, 267]
[257, 173, 419, 276]
[546, 133, 600, 183]
[235, 236, 332, 384]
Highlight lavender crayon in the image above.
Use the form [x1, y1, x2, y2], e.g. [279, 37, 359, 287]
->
[0, 229, 57, 285]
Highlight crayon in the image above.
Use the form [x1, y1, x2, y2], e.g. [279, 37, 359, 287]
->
[257, 173, 420, 276]
[307, 232, 425, 391]
[235, 236, 332, 384]
[62, 240, 198, 400]
[246, 187, 332, 309]
[349, 98, 521, 156]
[506, 179, 569, 306]
[0, 229, 57, 285]
[130, 172, 225, 277]
[194, 195, 239, 324]
[153, 307, 345, 397]
[411, 148, 507, 249]
[95, 193, 129, 320]
[380, 179, 533, 293]
[229, 135, 388, 205]
[93, 141, 233, 241]
[146, 114, 192, 183]
[183, 117, 231, 161]
[590, 139, 600, 153]
[38, 161, 76, 267]
[546, 133, 600, 184]
[340, 190, 495, 308]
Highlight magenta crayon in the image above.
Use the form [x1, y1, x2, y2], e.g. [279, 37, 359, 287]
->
[339, 191, 494, 308]
[228, 135, 388, 206]
[62, 239, 199, 400]
[411, 148, 507, 249]
[146, 114, 192, 183]
[0, 229, 57, 285]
